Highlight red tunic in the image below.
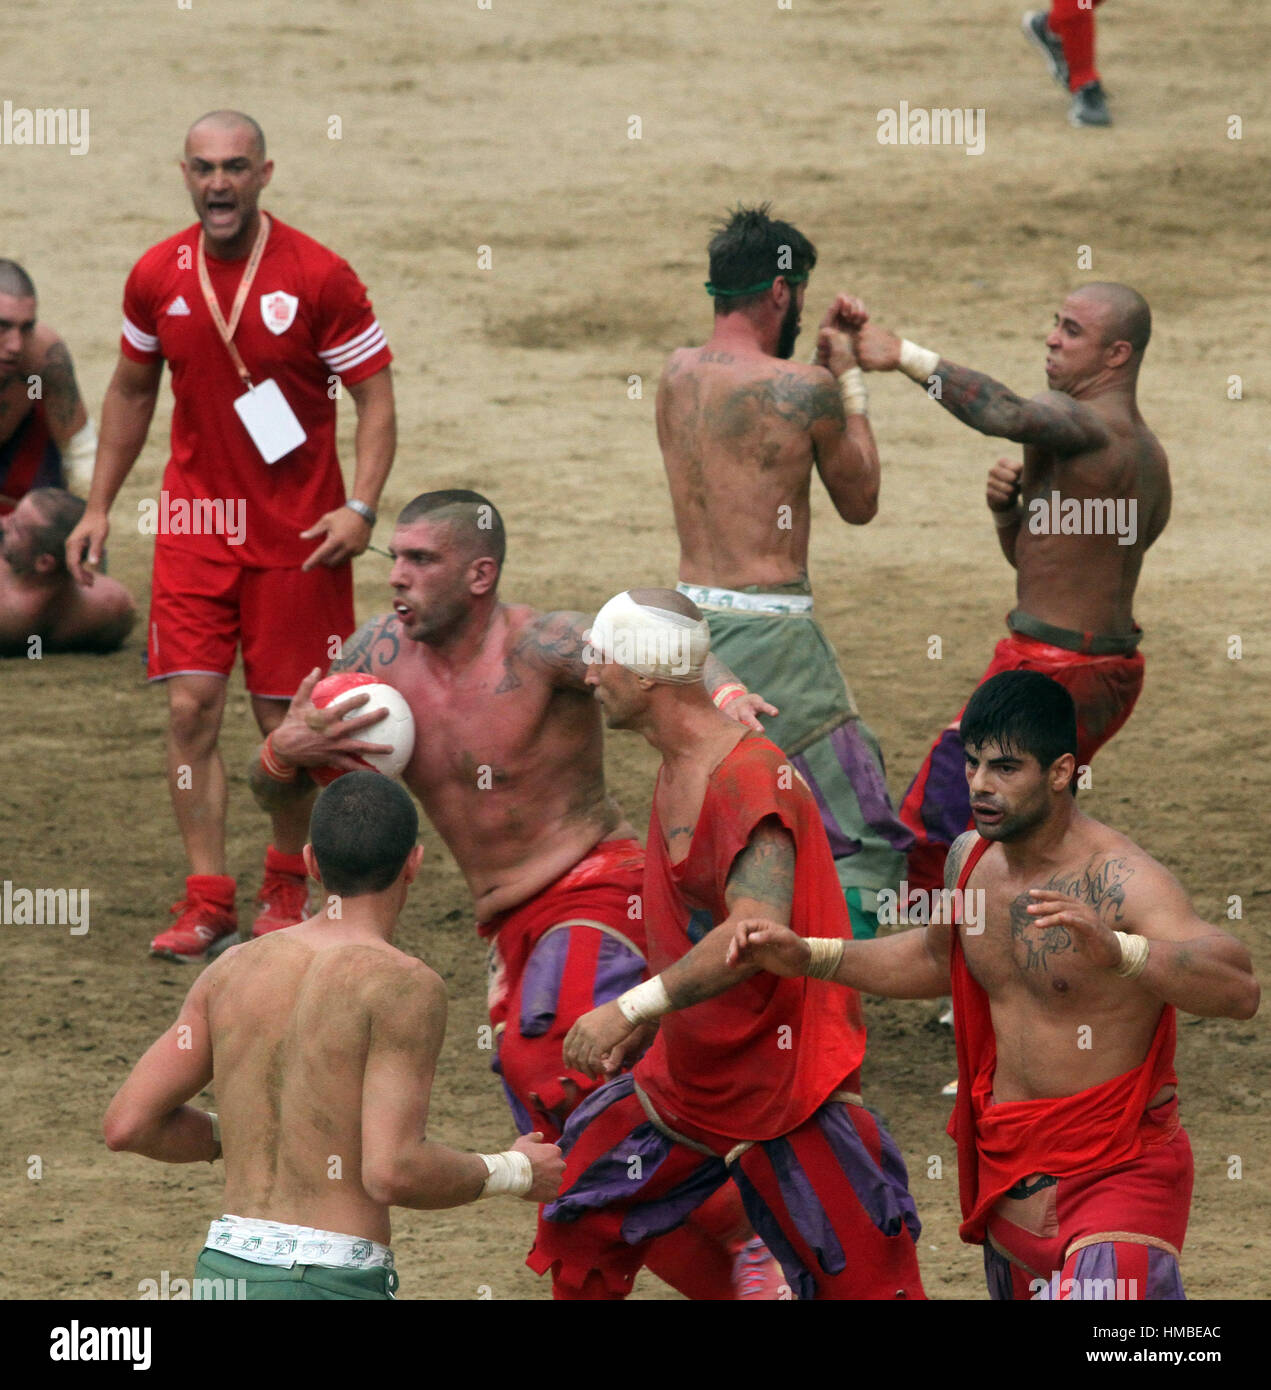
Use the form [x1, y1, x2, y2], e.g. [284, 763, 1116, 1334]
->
[948, 835, 1179, 1244]
[633, 733, 867, 1145]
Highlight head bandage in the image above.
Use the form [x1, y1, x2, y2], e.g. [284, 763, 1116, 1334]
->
[588, 591, 710, 685]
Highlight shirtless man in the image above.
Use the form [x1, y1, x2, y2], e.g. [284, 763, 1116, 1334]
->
[0, 488, 134, 655]
[0, 260, 96, 511]
[104, 772, 563, 1300]
[658, 204, 911, 940]
[730, 670, 1259, 1300]
[528, 589, 925, 1300]
[851, 283, 1169, 897]
[253, 490, 780, 1298]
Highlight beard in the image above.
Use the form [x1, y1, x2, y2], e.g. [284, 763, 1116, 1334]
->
[775, 295, 802, 360]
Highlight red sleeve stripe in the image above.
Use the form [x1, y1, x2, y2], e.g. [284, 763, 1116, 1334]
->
[122, 316, 160, 354]
[318, 320, 387, 373]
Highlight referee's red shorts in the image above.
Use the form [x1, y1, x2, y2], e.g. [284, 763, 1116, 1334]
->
[146, 545, 354, 699]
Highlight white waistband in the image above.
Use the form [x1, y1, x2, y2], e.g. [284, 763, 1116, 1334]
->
[676, 581, 813, 615]
[204, 1215, 394, 1271]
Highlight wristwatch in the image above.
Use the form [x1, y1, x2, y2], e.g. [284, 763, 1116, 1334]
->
[344, 499, 376, 526]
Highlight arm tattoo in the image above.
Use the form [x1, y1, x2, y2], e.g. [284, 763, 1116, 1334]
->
[499, 611, 590, 692]
[932, 361, 1101, 453]
[1010, 856, 1134, 972]
[331, 613, 401, 673]
[40, 341, 84, 434]
[725, 819, 796, 917]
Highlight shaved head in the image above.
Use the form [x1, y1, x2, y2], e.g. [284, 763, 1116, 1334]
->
[185, 110, 266, 160]
[0, 259, 36, 301]
[1073, 282, 1151, 358]
[397, 489, 506, 576]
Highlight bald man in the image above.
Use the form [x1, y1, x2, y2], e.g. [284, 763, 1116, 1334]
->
[65, 110, 397, 962]
[0, 259, 97, 512]
[851, 283, 1169, 898]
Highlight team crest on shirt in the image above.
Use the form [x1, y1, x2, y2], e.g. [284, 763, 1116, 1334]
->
[259, 291, 299, 335]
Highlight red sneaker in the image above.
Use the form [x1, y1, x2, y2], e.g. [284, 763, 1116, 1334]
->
[731, 1237, 789, 1300]
[150, 899, 238, 963]
[252, 870, 311, 938]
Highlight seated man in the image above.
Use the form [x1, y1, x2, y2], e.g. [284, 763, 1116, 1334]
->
[0, 259, 97, 511]
[104, 771, 564, 1300]
[0, 488, 134, 655]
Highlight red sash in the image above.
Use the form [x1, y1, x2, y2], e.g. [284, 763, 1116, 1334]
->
[948, 836, 1177, 1244]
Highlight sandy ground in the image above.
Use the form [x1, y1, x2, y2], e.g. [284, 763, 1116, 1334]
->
[2, 0, 1267, 1301]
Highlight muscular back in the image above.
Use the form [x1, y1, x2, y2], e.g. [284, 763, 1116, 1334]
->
[207, 933, 423, 1246]
[334, 605, 632, 919]
[1015, 396, 1170, 634]
[658, 346, 847, 589]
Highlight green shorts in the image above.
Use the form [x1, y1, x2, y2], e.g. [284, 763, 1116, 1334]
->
[195, 1247, 399, 1301]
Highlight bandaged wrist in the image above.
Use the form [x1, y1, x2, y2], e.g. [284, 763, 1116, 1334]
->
[616, 975, 672, 1025]
[898, 339, 941, 383]
[839, 366, 869, 416]
[712, 681, 747, 710]
[992, 504, 1023, 529]
[208, 1111, 221, 1162]
[805, 937, 846, 980]
[260, 732, 298, 782]
[478, 1149, 533, 1198]
[64, 417, 98, 493]
[1113, 931, 1150, 980]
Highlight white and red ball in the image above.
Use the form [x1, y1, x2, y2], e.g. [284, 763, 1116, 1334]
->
[311, 672, 416, 780]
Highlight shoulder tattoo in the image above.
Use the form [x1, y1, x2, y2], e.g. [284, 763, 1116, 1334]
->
[331, 613, 401, 674]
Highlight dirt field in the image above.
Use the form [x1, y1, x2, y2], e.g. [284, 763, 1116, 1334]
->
[2, 0, 1267, 1301]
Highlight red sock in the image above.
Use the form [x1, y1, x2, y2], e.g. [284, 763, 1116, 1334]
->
[264, 844, 308, 879]
[1049, 0, 1103, 91]
[186, 873, 236, 912]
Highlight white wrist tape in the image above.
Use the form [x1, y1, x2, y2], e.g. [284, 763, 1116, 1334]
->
[992, 504, 1023, 530]
[64, 417, 98, 494]
[805, 937, 846, 981]
[208, 1112, 220, 1144]
[839, 366, 869, 416]
[616, 975, 672, 1025]
[898, 339, 940, 383]
[478, 1149, 533, 1197]
[1113, 931, 1150, 980]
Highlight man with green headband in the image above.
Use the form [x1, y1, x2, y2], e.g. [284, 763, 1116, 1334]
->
[656, 204, 910, 940]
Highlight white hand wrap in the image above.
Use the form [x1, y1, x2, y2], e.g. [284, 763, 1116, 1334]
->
[805, 937, 846, 981]
[839, 367, 869, 416]
[1113, 931, 1150, 980]
[898, 339, 941, 384]
[478, 1149, 533, 1197]
[208, 1111, 221, 1144]
[64, 417, 98, 494]
[615, 975, 672, 1025]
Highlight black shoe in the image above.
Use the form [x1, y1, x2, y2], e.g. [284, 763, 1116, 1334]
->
[1069, 79, 1112, 127]
[1021, 10, 1068, 88]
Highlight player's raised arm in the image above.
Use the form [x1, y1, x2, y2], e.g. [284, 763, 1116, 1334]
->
[852, 321, 1109, 455]
[103, 959, 223, 1163]
[1025, 855, 1260, 1020]
[809, 297, 880, 525]
[360, 961, 563, 1208]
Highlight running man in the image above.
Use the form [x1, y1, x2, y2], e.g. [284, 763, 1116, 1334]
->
[528, 589, 926, 1301]
[852, 283, 1168, 900]
[0, 259, 97, 510]
[730, 671, 1259, 1300]
[104, 772, 564, 1300]
[0, 488, 134, 654]
[253, 492, 781, 1298]
[65, 110, 396, 961]
[658, 204, 911, 940]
